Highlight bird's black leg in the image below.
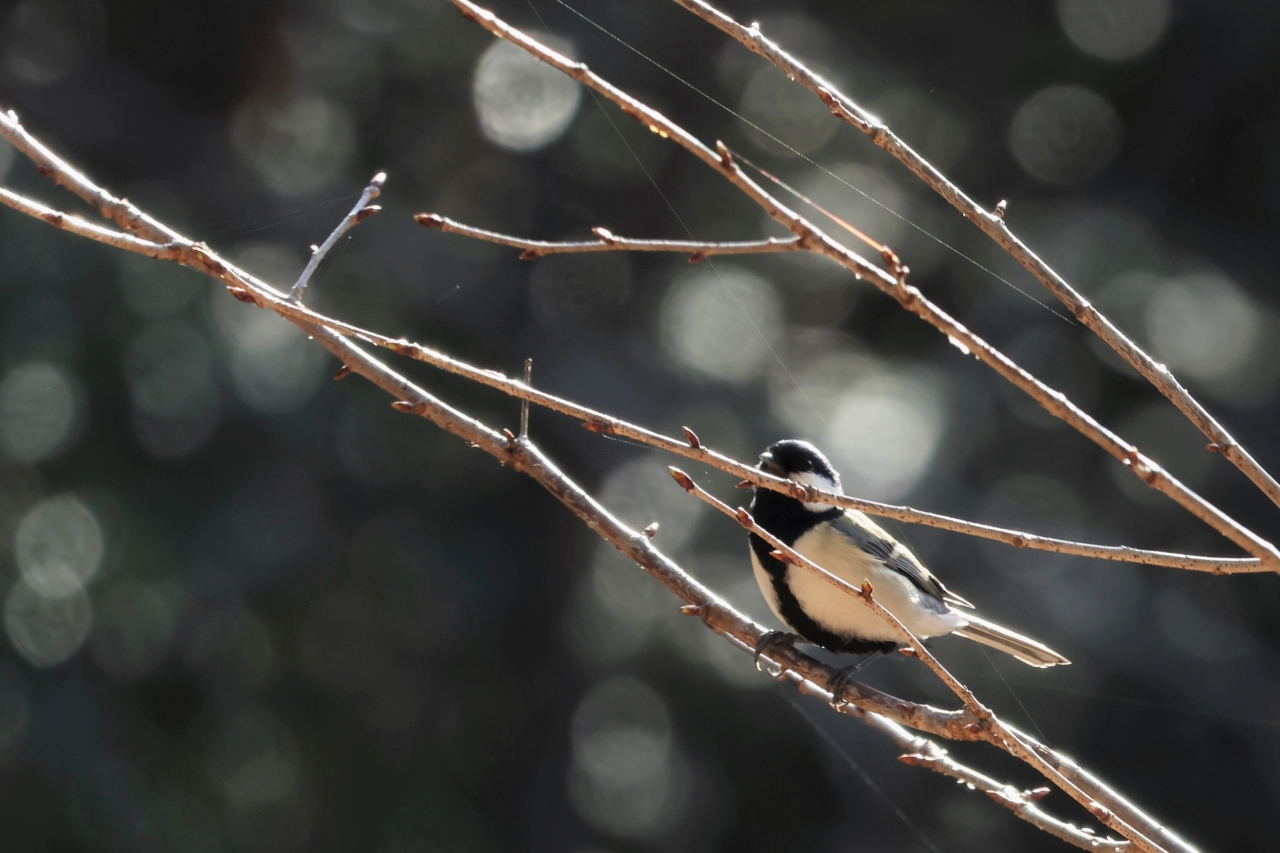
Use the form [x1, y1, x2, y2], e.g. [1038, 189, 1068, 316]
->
[753, 631, 803, 672]
[828, 651, 886, 709]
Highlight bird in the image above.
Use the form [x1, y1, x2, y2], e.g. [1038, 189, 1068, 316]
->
[747, 439, 1069, 676]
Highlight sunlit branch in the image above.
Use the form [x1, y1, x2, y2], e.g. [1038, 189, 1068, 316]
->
[290, 171, 384, 302]
[665, 0, 1280, 512]
[416, 212, 802, 260]
[0, 94, 1188, 853]
[445, 0, 1280, 573]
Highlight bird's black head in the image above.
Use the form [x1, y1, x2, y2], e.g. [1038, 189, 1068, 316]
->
[750, 440, 843, 544]
[757, 439, 842, 494]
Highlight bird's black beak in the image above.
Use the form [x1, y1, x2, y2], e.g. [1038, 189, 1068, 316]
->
[758, 452, 785, 478]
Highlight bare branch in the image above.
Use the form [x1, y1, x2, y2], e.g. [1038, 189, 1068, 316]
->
[849, 706, 1128, 851]
[446, 0, 1280, 571]
[0, 96, 1196, 853]
[0, 109, 182, 245]
[416, 213, 802, 260]
[666, 0, 1280, 511]
[0, 114, 1258, 575]
[290, 172, 384, 302]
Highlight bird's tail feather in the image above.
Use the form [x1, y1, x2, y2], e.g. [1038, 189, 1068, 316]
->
[954, 616, 1070, 667]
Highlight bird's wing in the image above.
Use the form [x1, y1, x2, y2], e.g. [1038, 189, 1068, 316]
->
[830, 511, 974, 609]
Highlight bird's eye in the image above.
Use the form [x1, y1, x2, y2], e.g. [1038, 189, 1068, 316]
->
[801, 460, 813, 471]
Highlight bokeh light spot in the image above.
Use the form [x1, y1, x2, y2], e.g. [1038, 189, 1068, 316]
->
[15, 495, 103, 599]
[1057, 0, 1170, 61]
[472, 35, 581, 152]
[1145, 273, 1259, 385]
[1010, 85, 1122, 185]
[825, 370, 946, 500]
[232, 93, 356, 197]
[0, 362, 79, 463]
[739, 63, 840, 156]
[568, 677, 689, 839]
[5, 577, 92, 666]
[212, 245, 328, 414]
[660, 267, 782, 383]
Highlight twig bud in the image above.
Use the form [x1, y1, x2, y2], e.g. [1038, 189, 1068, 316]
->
[355, 205, 381, 223]
[1027, 787, 1052, 801]
[681, 426, 701, 449]
[668, 467, 696, 491]
[333, 364, 351, 380]
[715, 140, 734, 168]
[226, 285, 257, 304]
[679, 604, 703, 617]
[897, 753, 929, 767]
[642, 522, 659, 539]
[735, 507, 754, 528]
[993, 199, 1007, 219]
[898, 647, 919, 658]
[391, 401, 422, 414]
[415, 213, 446, 228]
[735, 479, 752, 489]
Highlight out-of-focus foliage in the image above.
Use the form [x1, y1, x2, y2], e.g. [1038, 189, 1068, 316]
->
[0, 0, 1277, 850]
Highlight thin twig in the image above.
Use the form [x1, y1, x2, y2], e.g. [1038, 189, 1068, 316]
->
[0, 183, 1246, 573]
[520, 357, 532, 439]
[0, 137, 1261, 578]
[290, 172, 384, 302]
[665, 0, 1280, 512]
[445, 0, 1280, 573]
[417, 213, 802, 260]
[0, 99, 1189, 853]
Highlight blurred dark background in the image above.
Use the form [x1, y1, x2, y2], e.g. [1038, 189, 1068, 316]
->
[0, 0, 1276, 850]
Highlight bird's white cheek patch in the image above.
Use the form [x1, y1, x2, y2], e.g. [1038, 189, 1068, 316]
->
[791, 471, 839, 511]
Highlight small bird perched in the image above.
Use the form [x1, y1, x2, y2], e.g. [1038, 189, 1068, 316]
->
[748, 439, 1069, 669]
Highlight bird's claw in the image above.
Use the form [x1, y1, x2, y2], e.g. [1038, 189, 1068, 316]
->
[753, 631, 801, 672]
[828, 652, 882, 710]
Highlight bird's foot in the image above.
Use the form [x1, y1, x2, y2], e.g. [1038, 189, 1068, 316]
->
[753, 631, 802, 673]
[828, 652, 883, 710]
